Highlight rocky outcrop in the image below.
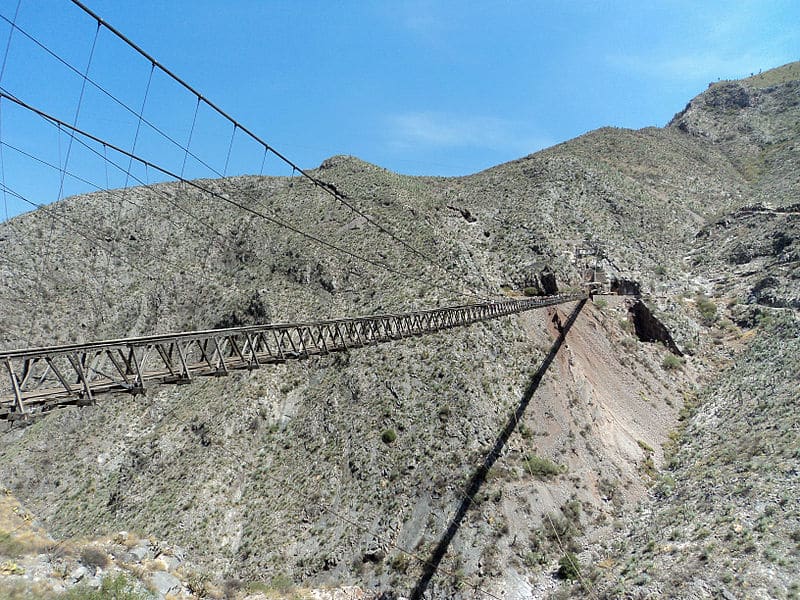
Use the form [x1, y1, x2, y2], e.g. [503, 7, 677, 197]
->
[628, 300, 682, 355]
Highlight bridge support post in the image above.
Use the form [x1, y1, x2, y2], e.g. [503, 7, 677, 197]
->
[176, 342, 193, 383]
[4, 359, 26, 416]
[67, 354, 94, 406]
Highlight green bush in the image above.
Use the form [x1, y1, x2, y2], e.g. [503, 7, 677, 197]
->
[79, 546, 109, 570]
[389, 553, 412, 574]
[654, 474, 676, 498]
[636, 439, 655, 454]
[523, 286, 539, 297]
[662, 354, 684, 371]
[0, 532, 23, 558]
[557, 551, 581, 580]
[695, 294, 718, 323]
[245, 574, 294, 594]
[63, 573, 153, 600]
[523, 455, 565, 478]
[381, 429, 397, 444]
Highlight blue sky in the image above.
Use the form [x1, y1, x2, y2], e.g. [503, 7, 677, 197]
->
[0, 0, 798, 220]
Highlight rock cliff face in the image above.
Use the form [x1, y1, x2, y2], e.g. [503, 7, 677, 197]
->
[0, 63, 797, 599]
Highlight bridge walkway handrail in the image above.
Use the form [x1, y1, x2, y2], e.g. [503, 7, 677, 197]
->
[1, 293, 587, 419]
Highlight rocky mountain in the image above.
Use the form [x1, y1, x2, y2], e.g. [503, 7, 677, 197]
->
[0, 62, 797, 599]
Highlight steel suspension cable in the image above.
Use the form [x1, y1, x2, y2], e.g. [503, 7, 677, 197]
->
[0, 89, 485, 303]
[0, 0, 20, 83]
[0, 179, 232, 346]
[0, 137, 231, 249]
[124, 61, 154, 188]
[0, 182, 222, 290]
[66, 0, 490, 299]
[0, 100, 7, 222]
[0, 12, 489, 302]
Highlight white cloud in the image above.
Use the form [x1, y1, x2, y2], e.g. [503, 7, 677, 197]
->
[386, 111, 552, 155]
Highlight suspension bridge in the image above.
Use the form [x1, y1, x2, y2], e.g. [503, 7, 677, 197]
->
[0, 292, 586, 419]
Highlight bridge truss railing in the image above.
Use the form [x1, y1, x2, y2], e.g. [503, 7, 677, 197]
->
[0, 293, 586, 419]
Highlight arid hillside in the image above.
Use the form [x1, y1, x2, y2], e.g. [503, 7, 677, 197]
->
[0, 62, 797, 600]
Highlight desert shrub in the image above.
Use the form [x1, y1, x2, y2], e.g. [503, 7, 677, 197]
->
[662, 354, 684, 371]
[654, 474, 676, 498]
[561, 499, 582, 523]
[269, 574, 293, 593]
[523, 287, 539, 297]
[389, 553, 412, 574]
[185, 571, 212, 597]
[637, 439, 655, 454]
[63, 573, 152, 600]
[598, 477, 617, 500]
[79, 546, 109, 570]
[593, 298, 607, 309]
[695, 294, 718, 323]
[524, 454, 565, 478]
[223, 578, 244, 597]
[557, 551, 582, 580]
[0, 532, 23, 558]
[381, 429, 397, 444]
[247, 574, 294, 595]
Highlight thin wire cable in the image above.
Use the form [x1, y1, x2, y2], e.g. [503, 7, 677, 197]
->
[96, 143, 113, 330]
[64, 1, 491, 298]
[0, 137, 230, 250]
[54, 21, 100, 204]
[34, 22, 101, 340]
[223, 123, 236, 176]
[124, 61, 154, 188]
[0, 14, 488, 301]
[0, 98, 7, 222]
[0, 0, 21, 83]
[0, 89, 485, 302]
[0, 179, 227, 350]
[181, 96, 200, 180]
[0, 180, 225, 348]
[258, 146, 267, 176]
[0, 182, 220, 289]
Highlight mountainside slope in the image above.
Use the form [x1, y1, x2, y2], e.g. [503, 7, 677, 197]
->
[592, 312, 799, 599]
[0, 62, 798, 599]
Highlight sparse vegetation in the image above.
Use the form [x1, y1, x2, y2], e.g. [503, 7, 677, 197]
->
[79, 546, 109, 570]
[695, 294, 718, 324]
[636, 439, 655, 454]
[0, 59, 797, 599]
[62, 573, 153, 600]
[661, 353, 684, 371]
[557, 551, 582, 581]
[0, 531, 23, 558]
[523, 454, 566, 478]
